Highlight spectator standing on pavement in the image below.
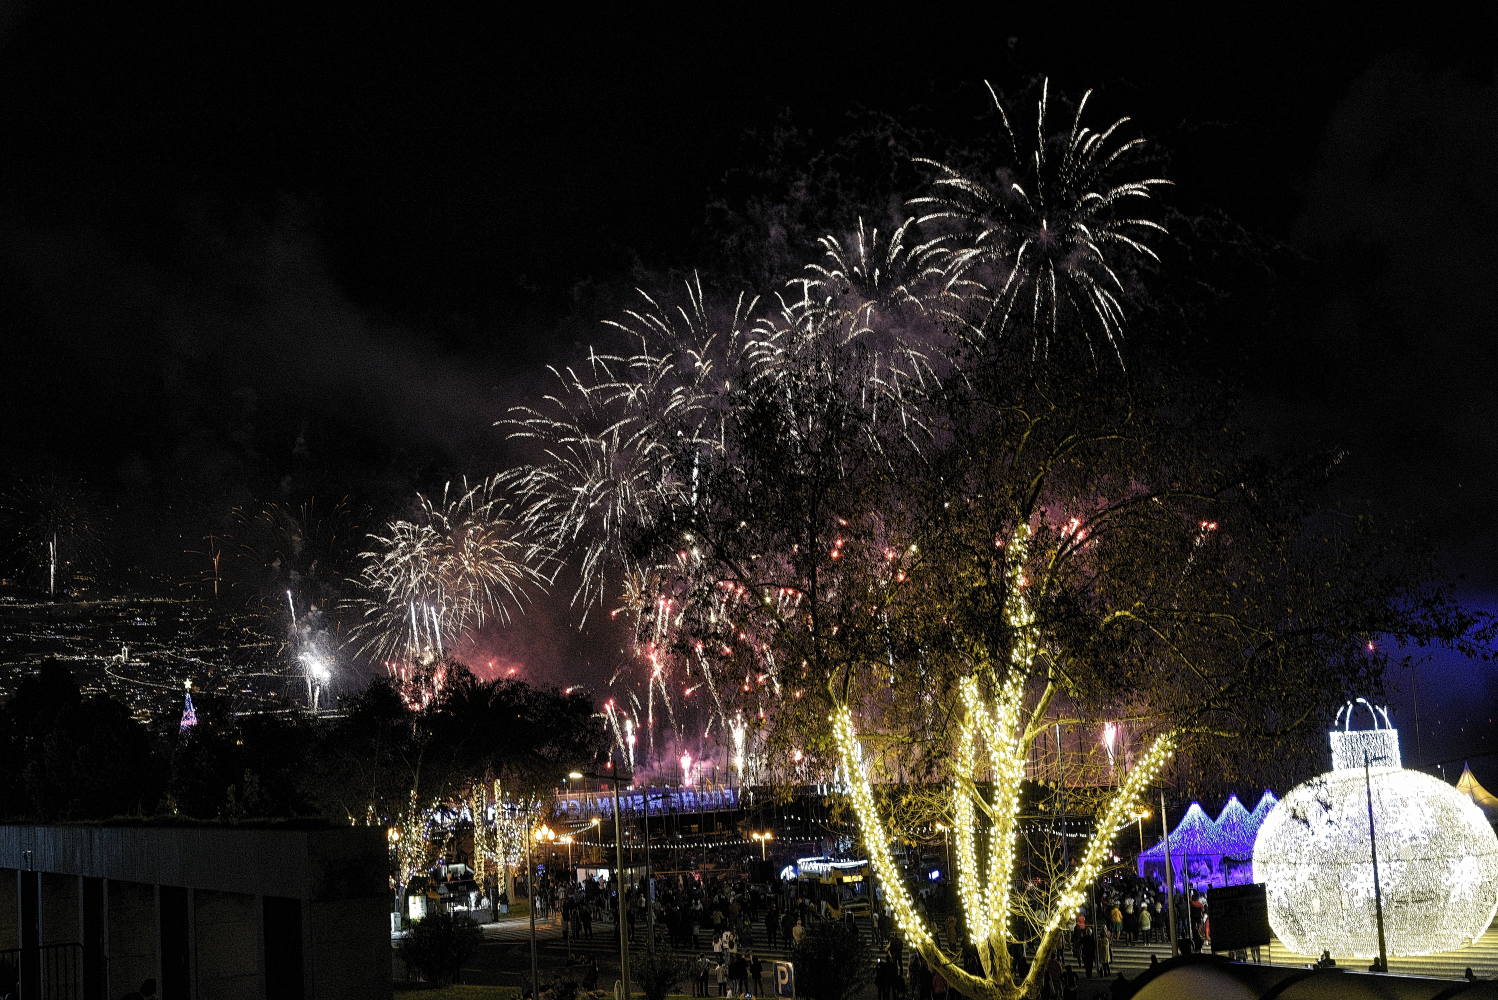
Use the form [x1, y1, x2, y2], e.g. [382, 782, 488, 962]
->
[1097, 928, 1112, 976]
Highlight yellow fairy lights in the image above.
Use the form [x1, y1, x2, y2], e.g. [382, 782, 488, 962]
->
[1041, 732, 1176, 935]
[832, 706, 933, 947]
[831, 521, 1179, 988]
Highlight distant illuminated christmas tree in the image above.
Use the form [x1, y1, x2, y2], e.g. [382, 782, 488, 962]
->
[179, 681, 197, 733]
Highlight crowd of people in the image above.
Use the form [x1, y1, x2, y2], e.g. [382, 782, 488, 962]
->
[469, 863, 1231, 1000]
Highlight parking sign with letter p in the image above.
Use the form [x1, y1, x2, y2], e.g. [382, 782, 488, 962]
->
[774, 961, 795, 999]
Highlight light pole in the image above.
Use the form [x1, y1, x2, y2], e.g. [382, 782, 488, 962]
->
[1161, 791, 1178, 957]
[1364, 750, 1389, 972]
[526, 815, 540, 1000]
[1132, 808, 1151, 854]
[752, 831, 773, 861]
[573, 769, 632, 999]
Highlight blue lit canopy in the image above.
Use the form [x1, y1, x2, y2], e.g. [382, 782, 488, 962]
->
[1213, 795, 1255, 857]
[1135, 791, 1278, 888]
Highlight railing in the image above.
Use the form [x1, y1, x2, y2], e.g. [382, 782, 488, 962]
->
[0, 943, 84, 1000]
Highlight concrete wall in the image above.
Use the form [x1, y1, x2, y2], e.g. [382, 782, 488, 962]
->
[195, 890, 260, 1000]
[0, 826, 386, 901]
[308, 896, 390, 1000]
[0, 827, 391, 1000]
[108, 880, 157, 999]
[40, 872, 77, 947]
[0, 868, 17, 950]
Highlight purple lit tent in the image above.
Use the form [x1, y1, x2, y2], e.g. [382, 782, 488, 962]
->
[1244, 789, 1278, 835]
[1212, 795, 1255, 884]
[1135, 791, 1277, 890]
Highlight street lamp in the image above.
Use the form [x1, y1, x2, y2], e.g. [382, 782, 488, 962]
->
[572, 769, 632, 1000]
[1131, 808, 1151, 854]
[525, 816, 544, 1000]
[751, 831, 773, 860]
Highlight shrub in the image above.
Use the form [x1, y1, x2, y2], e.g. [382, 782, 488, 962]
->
[791, 920, 870, 1000]
[633, 947, 698, 1000]
[398, 911, 485, 986]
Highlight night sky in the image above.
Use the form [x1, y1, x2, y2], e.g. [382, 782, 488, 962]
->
[1, 10, 1494, 769]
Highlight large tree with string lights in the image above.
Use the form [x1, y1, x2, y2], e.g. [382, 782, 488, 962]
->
[500, 82, 1492, 999]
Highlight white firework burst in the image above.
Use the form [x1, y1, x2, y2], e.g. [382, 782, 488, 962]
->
[503, 276, 762, 614]
[908, 79, 1171, 364]
[350, 477, 546, 663]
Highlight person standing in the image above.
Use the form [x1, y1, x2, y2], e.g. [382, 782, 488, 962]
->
[1138, 901, 1151, 945]
[1080, 928, 1097, 979]
[750, 952, 764, 998]
[910, 951, 931, 1000]
[765, 907, 779, 949]
[1098, 928, 1112, 977]
[729, 952, 748, 995]
[792, 919, 806, 945]
[716, 960, 728, 997]
[875, 958, 894, 1000]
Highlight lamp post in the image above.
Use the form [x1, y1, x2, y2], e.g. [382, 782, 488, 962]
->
[388, 827, 403, 924]
[572, 769, 632, 999]
[934, 823, 952, 883]
[1364, 750, 1389, 972]
[1161, 791, 1178, 957]
[526, 815, 540, 1000]
[752, 831, 773, 860]
[1132, 808, 1150, 854]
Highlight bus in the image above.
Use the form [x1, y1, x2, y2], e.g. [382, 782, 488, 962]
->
[793, 858, 872, 920]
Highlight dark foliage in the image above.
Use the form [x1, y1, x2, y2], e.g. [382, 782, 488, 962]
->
[634, 947, 698, 1000]
[0, 657, 606, 825]
[791, 920, 871, 1000]
[397, 912, 484, 986]
[0, 661, 165, 819]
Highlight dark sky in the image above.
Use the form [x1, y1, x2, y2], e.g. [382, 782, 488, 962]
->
[0, 9, 1494, 766]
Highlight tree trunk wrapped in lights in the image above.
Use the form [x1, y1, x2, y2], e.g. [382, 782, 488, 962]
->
[831, 529, 1177, 999]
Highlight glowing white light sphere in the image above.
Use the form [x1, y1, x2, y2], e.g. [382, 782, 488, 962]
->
[1254, 764, 1498, 957]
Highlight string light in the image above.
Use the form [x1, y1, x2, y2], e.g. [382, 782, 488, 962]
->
[831, 523, 1178, 984]
[1255, 715, 1498, 958]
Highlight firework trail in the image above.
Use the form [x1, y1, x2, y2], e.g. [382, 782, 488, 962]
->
[230, 497, 363, 705]
[0, 476, 110, 594]
[503, 277, 764, 617]
[908, 79, 1170, 365]
[508, 275, 951, 767]
[349, 477, 547, 665]
[502, 81, 1168, 764]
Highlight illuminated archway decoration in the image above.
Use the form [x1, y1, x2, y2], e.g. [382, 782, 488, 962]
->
[1253, 703, 1498, 958]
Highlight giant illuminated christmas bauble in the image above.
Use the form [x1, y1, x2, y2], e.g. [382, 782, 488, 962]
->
[1253, 702, 1498, 957]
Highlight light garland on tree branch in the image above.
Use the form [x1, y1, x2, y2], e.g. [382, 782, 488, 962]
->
[832, 705, 934, 947]
[1042, 732, 1176, 935]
